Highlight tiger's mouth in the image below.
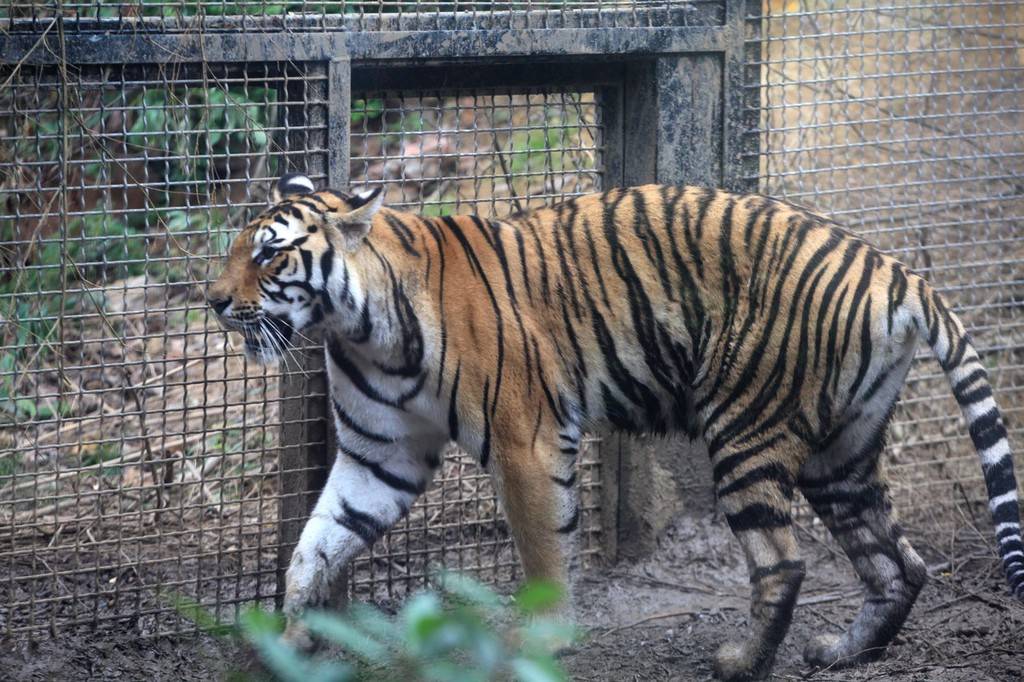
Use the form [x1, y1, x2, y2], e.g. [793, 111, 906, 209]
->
[238, 315, 295, 364]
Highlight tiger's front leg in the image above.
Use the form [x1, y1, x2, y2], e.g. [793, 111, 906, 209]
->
[281, 441, 440, 648]
[490, 424, 582, 631]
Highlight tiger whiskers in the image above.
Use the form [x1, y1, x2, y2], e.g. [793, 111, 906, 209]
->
[260, 317, 309, 377]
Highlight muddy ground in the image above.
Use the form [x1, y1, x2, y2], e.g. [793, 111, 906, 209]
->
[4, 512, 1022, 681]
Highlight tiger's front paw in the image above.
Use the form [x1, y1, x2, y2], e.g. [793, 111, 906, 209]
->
[281, 619, 315, 653]
[713, 640, 772, 681]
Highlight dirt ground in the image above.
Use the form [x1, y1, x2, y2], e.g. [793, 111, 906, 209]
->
[3, 511, 1022, 681]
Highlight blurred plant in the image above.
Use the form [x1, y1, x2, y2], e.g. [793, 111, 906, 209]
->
[172, 571, 577, 682]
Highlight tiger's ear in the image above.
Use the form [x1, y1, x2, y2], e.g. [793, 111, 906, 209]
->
[328, 186, 385, 248]
[271, 173, 316, 203]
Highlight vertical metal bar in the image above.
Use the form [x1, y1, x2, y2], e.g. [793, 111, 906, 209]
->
[621, 60, 657, 186]
[328, 57, 351, 190]
[721, 0, 758, 193]
[596, 75, 623, 193]
[655, 54, 723, 187]
[613, 46, 733, 559]
[594, 78, 625, 562]
[738, 0, 763, 194]
[275, 61, 333, 606]
[612, 60, 661, 561]
[324, 56, 351, 606]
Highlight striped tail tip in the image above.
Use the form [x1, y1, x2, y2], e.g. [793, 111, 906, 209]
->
[995, 513, 1024, 600]
[913, 279, 1024, 600]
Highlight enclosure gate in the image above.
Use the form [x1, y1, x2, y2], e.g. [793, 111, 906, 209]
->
[0, 2, 757, 636]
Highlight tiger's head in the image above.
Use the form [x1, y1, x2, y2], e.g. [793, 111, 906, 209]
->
[206, 173, 384, 364]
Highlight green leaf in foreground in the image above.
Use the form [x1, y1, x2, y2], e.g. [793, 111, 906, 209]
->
[240, 609, 353, 682]
[512, 656, 567, 682]
[303, 610, 388, 664]
[219, 573, 576, 682]
[162, 591, 236, 637]
[514, 580, 564, 614]
[434, 569, 504, 610]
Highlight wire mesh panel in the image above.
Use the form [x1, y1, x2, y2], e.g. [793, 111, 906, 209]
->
[746, 1, 1024, 528]
[0, 61, 328, 636]
[346, 87, 607, 603]
[0, 1, 725, 32]
[0, 67, 608, 634]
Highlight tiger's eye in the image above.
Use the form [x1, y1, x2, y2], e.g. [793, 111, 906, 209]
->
[258, 245, 277, 263]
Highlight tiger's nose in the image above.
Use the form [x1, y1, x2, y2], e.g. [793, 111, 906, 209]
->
[207, 294, 231, 315]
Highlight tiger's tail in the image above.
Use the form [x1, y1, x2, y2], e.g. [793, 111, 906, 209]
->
[907, 273, 1024, 599]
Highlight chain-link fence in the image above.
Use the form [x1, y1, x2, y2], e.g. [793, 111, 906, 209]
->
[0, 48, 617, 636]
[2, 0, 1022, 641]
[746, 0, 1024, 530]
[0, 61, 329, 636]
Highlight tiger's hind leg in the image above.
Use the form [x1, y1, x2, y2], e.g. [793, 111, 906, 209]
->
[798, 415, 927, 668]
[709, 435, 808, 681]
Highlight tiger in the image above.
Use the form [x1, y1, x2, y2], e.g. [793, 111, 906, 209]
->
[206, 173, 1022, 680]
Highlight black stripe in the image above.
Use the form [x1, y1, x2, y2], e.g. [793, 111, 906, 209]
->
[448, 362, 462, 440]
[717, 462, 794, 498]
[557, 506, 580, 534]
[631, 189, 675, 302]
[725, 503, 791, 532]
[953, 368, 987, 396]
[750, 559, 805, 583]
[846, 294, 875, 401]
[384, 213, 421, 257]
[680, 196, 705, 280]
[970, 408, 1008, 452]
[582, 214, 612, 311]
[525, 218, 552, 304]
[956, 384, 993, 407]
[942, 330, 969, 372]
[551, 205, 582, 319]
[333, 500, 388, 546]
[441, 216, 483, 278]
[886, 262, 908, 333]
[513, 227, 533, 303]
[327, 337, 425, 409]
[480, 378, 492, 468]
[340, 445, 424, 495]
[536, 338, 566, 429]
[711, 434, 785, 480]
[992, 499, 1020, 526]
[551, 472, 577, 488]
[422, 218, 449, 397]
[485, 218, 535, 392]
[984, 454, 1017, 497]
[443, 216, 506, 417]
[332, 398, 394, 444]
[997, 525, 1021, 542]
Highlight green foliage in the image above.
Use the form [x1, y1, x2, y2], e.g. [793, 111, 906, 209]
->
[0, 453, 21, 478]
[82, 442, 122, 468]
[173, 572, 577, 682]
[352, 99, 385, 126]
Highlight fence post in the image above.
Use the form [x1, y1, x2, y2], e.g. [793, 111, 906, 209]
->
[604, 1, 753, 557]
[275, 60, 346, 605]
